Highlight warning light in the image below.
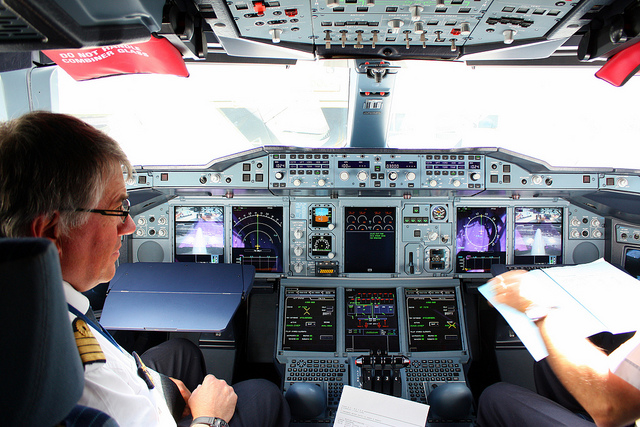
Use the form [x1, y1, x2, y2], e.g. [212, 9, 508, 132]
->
[451, 28, 461, 36]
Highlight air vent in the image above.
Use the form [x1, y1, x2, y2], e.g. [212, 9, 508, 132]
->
[0, 6, 43, 42]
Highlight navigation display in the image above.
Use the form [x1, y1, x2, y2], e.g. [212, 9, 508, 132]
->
[344, 207, 396, 273]
[514, 207, 563, 265]
[405, 288, 463, 352]
[174, 206, 224, 263]
[283, 288, 336, 352]
[456, 207, 507, 272]
[345, 288, 400, 353]
[232, 206, 284, 273]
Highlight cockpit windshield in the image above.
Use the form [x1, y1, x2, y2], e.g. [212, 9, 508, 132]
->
[55, 59, 640, 169]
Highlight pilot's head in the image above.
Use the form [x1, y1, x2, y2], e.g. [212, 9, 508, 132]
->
[0, 111, 136, 291]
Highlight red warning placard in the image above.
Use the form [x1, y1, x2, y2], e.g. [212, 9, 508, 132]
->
[43, 36, 189, 81]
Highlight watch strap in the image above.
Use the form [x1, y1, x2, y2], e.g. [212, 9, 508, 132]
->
[191, 416, 229, 427]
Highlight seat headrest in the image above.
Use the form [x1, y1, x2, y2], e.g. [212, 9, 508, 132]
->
[0, 238, 84, 426]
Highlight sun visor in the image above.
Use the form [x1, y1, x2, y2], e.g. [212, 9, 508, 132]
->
[42, 35, 188, 81]
[595, 41, 640, 87]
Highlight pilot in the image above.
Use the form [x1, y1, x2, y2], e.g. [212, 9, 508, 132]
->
[477, 270, 640, 427]
[0, 111, 290, 427]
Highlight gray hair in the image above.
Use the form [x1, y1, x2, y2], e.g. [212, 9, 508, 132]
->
[0, 111, 133, 237]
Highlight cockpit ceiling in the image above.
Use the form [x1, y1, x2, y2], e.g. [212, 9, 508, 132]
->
[0, 0, 638, 64]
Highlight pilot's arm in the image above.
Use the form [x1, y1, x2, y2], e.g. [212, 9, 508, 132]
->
[491, 271, 640, 427]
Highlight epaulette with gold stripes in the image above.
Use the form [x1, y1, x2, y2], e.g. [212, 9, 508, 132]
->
[72, 318, 106, 366]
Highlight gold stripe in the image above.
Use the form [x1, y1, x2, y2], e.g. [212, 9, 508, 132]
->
[72, 318, 106, 366]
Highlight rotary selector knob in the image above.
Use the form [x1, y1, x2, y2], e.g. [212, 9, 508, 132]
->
[135, 228, 146, 237]
[293, 263, 304, 273]
[593, 229, 603, 238]
[389, 171, 398, 181]
[293, 178, 302, 186]
[275, 171, 285, 180]
[340, 171, 350, 181]
[618, 177, 629, 187]
[318, 179, 326, 187]
[327, 252, 335, 259]
[357, 171, 368, 182]
[452, 179, 461, 187]
[388, 19, 405, 34]
[158, 229, 167, 237]
[406, 172, 416, 181]
[571, 217, 581, 227]
[157, 216, 167, 225]
[270, 28, 282, 43]
[294, 229, 304, 239]
[571, 229, 581, 238]
[211, 173, 222, 183]
[328, 223, 336, 230]
[531, 175, 543, 185]
[429, 179, 438, 187]
[591, 218, 601, 227]
[470, 172, 481, 181]
[428, 231, 439, 241]
[294, 246, 304, 257]
[137, 217, 147, 226]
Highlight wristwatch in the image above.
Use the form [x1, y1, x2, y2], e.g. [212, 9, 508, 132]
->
[191, 417, 229, 427]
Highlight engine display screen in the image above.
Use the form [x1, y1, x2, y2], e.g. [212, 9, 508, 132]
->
[174, 206, 224, 263]
[514, 207, 563, 265]
[405, 288, 463, 352]
[232, 206, 284, 273]
[456, 207, 507, 272]
[283, 288, 336, 352]
[344, 207, 396, 273]
[345, 288, 399, 353]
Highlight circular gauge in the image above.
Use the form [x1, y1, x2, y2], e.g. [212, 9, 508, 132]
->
[463, 213, 499, 250]
[431, 205, 448, 221]
[372, 224, 383, 231]
[311, 235, 332, 256]
[232, 206, 284, 272]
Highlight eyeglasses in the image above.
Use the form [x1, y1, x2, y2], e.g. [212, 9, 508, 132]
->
[75, 199, 131, 224]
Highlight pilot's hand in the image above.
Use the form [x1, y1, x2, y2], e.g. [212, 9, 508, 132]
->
[188, 374, 237, 422]
[170, 377, 192, 418]
[489, 270, 533, 313]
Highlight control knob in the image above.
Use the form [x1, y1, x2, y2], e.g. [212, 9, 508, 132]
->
[452, 179, 461, 187]
[592, 229, 603, 238]
[339, 171, 350, 181]
[293, 178, 302, 186]
[275, 171, 285, 180]
[532, 175, 543, 185]
[294, 229, 304, 239]
[294, 246, 304, 257]
[389, 171, 398, 181]
[328, 223, 335, 230]
[470, 172, 481, 181]
[293, 262, 304, 274]
[158, 229, 167, 237]
[327, 252, 335, 259]
[406, 172, 416, 181]
[388, 19, 405, 34]
[429, 179, 438, 187]
[211, 173, 222, 183]
[570, 217, 581, 227]
[270, 28, 282, 43]
[591, 218, 601, 228]
[428, 231, 439, 241]
[318, 179, 326, 187]
[571, 229, 581, 238]
[357, 171, 368, 182]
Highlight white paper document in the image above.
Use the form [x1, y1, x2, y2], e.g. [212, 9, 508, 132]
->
[479, 259, 640, 361]
[334, 386, 429, 427]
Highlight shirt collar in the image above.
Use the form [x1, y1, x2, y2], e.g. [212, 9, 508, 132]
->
[63, 280, 90, 315]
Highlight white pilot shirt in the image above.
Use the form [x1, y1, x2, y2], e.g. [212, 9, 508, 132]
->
[64, 281, 177, 427]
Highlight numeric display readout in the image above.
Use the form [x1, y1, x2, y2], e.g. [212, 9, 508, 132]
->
[283, 288, 336, 352]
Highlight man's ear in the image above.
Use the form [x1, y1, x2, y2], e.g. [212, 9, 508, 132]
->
[30, 212, 61, 241]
